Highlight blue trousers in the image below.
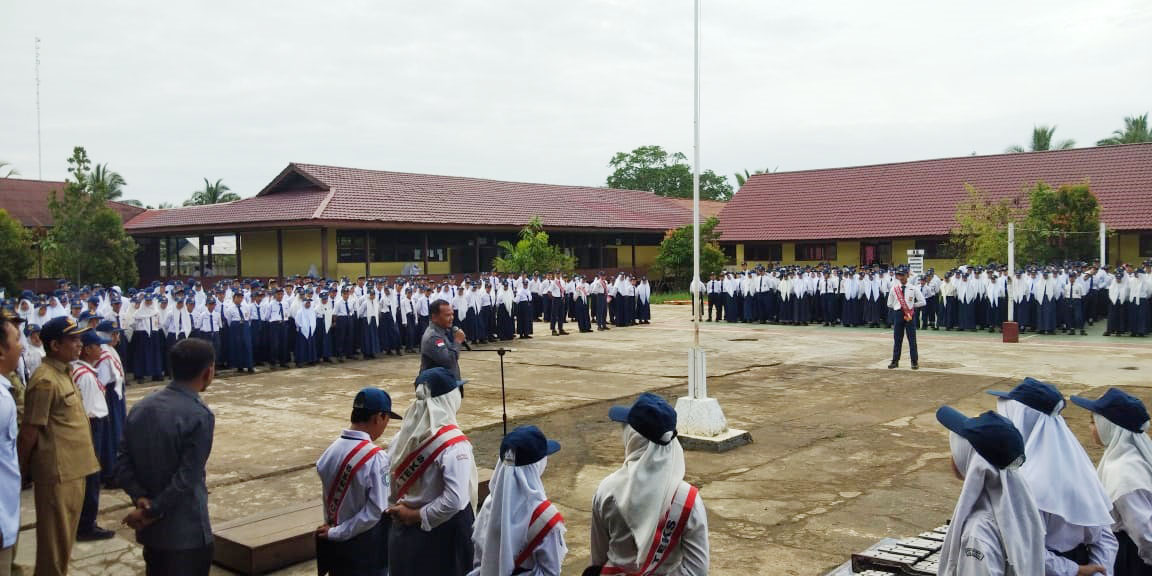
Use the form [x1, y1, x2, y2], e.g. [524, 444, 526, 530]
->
[891, 310, 918, 364]
[81, 417, 108, 532]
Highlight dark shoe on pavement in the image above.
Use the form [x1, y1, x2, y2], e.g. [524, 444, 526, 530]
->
[887, 362, 898, 369]
[911, 363, 919, 370]
[559, 330, 570, 335]
[77, 527, 116, 541]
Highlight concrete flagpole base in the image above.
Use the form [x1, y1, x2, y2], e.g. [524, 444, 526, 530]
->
[676, 348, 752, 453]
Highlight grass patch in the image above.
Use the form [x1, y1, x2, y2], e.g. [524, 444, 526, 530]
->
[650, 291, 695, 304]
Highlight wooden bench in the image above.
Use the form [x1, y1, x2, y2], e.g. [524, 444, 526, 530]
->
[213, 470, 493, 575]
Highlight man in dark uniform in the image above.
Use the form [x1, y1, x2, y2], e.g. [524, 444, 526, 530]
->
[420, 300, 464, 380]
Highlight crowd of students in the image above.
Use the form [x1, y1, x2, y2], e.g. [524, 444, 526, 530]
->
[701, 260, 1152, 336]
[938, 379, 1152, 576]
[4, 271, 656, 385]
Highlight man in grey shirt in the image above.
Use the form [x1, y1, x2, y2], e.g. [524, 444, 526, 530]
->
[117, 338, 216, 576]
[420, 299, 465, 380]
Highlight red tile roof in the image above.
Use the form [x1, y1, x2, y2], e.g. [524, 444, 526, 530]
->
[716, 143, 1152, 242]
[126, 163, 696, 234]
[668, 198, 726, 220]
[0, 178, 146, 227]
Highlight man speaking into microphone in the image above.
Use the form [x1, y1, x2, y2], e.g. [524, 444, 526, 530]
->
[888, 267, 927, 371]
[420, 300, 465, 380]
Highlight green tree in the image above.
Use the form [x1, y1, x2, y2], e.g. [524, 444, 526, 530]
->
[1006, 125, 1075, 153]
[1097, 113, 1152, 146]
[90, 163, 127, 200]
[733, 167, 775, 187]
[0, 161, 18, 179]
[654, 215, 726, 289]
[491, 217, 576, 274]
[1018, 181, 1100, 263]
[0, 209, 34, 294]
[43, 147, 139, 287]
[184, 178, 240, 206]
[948, 184, 1022, 265]
[606, 145, 734, 201]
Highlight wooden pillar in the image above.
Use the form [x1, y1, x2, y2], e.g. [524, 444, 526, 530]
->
[236, 234, 243, 277]
[363, 230, 371, 278]
[175, 238, 181, 277]
[320, 227, 329, 279]
[276, 229, 284, 281]
[474, 235, 481, 274]
[631, 235, 637, 273]
[199, 240, 206, 278]
[422, 231, 429, 275]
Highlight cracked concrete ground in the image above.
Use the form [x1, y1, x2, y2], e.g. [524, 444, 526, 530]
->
[15, 305, 1152, 575]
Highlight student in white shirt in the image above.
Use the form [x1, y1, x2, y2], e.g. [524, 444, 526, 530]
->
[315, 387, 403, 576]
[887, 268, 927, 370]
[387, 368, 477, 576]
[1072, 388, 1152, 575]
[935, 405, 1045, 576]
[469, 426, 566, 576]
[991, 378, 1117, 576]
[74, 332, 115, 541]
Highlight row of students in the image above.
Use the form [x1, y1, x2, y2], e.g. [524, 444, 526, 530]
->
[700, 260, 1151, 336]
[315, 369, 707, 576]
[939, 378, 1152, 575]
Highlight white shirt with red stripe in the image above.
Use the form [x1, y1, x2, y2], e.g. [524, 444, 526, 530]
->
[97, 344, 125, 400]
[70, 360, 109, 418]
[590, 483, 709, 576]
[396, 435, 474, 532]
[316, 429, 391, 542]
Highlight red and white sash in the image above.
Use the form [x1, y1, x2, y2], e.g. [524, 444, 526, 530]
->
[392, 425, 469, 501]
[97, 351, 124, 382]
[71, 364, 104, 393]
[895, 283, 914, 322]
[324, 439, 383, 525]
[514, 500, 565, 568]
[601, 482, 699, 576]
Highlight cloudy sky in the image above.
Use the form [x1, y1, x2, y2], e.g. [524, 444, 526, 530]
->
[2, 0, 1149, 206]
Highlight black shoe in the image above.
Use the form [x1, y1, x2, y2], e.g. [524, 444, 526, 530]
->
[522, 335, 533, 339]
[552, 330, 558, 336]
[559, 330, 570, 335]
[247, 368, 255, 373]
[887, 362, 898, 369]
[1103, 332, 1111, 337]
[1080, 330, 1087, 336]
[77, 526, 116, 541]
[911, 363, 919, 370]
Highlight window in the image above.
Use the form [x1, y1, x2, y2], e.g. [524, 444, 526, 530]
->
[915, 239, 945, 259]
[721, 244, 737, 264]
[337, 231, 370, 263]
[1141, 233, 1152, 258]
[372, 231, 448, 262]
[744, 243, 782, 262]
[795, 242, 837, 261]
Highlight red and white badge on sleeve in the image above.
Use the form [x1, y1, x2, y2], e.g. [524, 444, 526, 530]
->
[435, 338, 445, 347]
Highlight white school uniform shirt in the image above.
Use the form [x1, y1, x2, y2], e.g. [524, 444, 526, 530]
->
[97, 343, 125, 400]
[400, 438, 474, 532]
[887, 282, 927, 311]
[166, 306, 193, 336]
[71, 360, 109, 419]
[22, 344, 44, 384]
[334, 297, 355, 318]
[589, 483, 709, 576]
[515, 286, 533, 303]
[196, 308, 223, 333]
[317, 429, 391, 541]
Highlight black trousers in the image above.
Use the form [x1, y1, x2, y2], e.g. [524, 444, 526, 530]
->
[143, 544, 214, 576]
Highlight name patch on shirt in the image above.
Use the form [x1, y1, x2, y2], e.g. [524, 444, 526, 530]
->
[435, 338, 445, 348]
[964, 548, 984, 561]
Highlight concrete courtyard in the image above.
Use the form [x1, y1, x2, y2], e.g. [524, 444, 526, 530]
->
[16, 304, 1152, 575]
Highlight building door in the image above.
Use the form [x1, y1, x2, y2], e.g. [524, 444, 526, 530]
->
[859, 241, 892, 266]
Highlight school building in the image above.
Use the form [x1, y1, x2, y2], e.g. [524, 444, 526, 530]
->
[715, 143, 1152, 270]
[122, 163, 717, 282]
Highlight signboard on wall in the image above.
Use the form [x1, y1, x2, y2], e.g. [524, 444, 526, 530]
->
[907, 249, 924, 276]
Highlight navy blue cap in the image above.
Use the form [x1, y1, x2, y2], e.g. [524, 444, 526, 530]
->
[936, 406, 1026, 469]
[25, 323, 41, 334]
[609, 392, 678, 445]
[500, 425, 561, 466]
[987, 377, 1064, 415]
[81, 331, 108, 347]
[353, 387, 403, 420]
[40, 316, 90, 343]
[1071, 388, 1151, 433]
[415, 367, 467, 397]
[86, 295, 100, 304]
[96, 320, 122, 334]
[77, 311, 94, 322]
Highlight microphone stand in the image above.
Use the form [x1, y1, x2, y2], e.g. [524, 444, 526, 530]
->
[470, 347, 516, 435]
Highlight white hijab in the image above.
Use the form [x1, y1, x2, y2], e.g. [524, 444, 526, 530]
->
[387, 386, 478, 508]
[1094, 413, 1152, 502]
[472, 457, 565, 576]
[997, 399, 1114, 526]
[939, 434, 1044, 576]
[598, 425, 685, 562]
[294, 303, 316, 338]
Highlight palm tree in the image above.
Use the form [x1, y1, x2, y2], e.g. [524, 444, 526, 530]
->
[1006, 125, 1075, 153]
[0, 161, 17, 179]
[1097, 113, 1152, 146]
[90, 163, 127, 200]
[184, 178, 240, 206]
[733, 167, 777, 187]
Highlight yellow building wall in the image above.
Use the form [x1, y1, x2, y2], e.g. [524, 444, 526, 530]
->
[615, 245, 660, 269]
[1115, 231, 1142, 266]
[834, 241, 859, 267]
[733, 239, 960, 270]
[734, 244, 745, 265]
[239, 231, 278, 278]
[892, 239, 915, 265]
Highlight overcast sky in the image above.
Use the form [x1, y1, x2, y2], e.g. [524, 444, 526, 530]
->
[2, 0, 1150, 206]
